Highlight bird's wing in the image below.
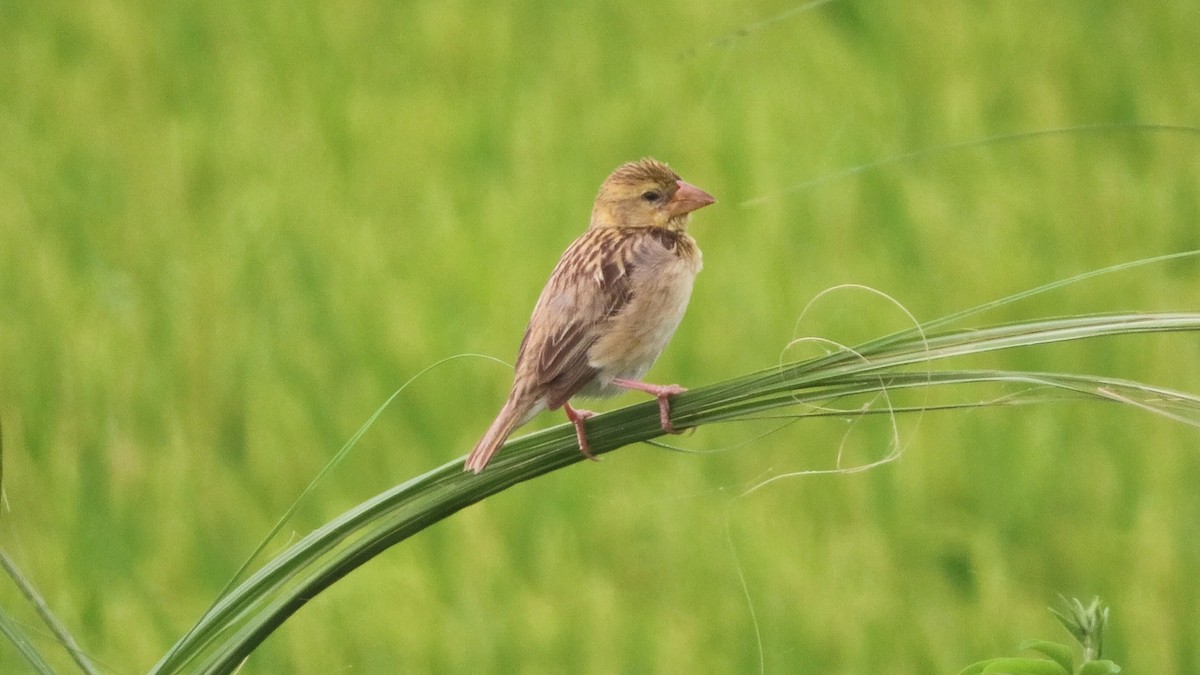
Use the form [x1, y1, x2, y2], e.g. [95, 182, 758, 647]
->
[515, 229, 636, 409]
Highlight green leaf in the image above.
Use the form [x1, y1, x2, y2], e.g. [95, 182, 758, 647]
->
[958, 661, 991, 675]
[1020, 639, 1076, 672]
[1078, 660, 1121, 675]
[980, 657, 1071, 675]
[1050, 596, 1109, 660]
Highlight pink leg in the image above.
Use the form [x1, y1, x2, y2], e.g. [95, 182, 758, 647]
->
[611, 378, 687, 433]
[563, 402, 598, 460]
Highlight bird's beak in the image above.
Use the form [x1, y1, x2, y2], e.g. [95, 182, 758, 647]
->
[668, 180, 717, 217]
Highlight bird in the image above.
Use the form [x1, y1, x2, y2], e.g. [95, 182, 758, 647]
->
[465, 158, 716, 473]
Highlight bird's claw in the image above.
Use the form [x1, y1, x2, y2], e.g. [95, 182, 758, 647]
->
[563, 403, 599, 460]
[654, 386, 686, 434]
[611, 378, 687, 434]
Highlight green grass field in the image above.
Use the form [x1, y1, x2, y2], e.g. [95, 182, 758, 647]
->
[2, 2, 1199, 672]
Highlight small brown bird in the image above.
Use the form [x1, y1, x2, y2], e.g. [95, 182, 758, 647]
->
[465, 158, 715, 473]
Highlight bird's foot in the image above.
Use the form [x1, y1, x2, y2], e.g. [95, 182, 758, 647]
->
[563, 402, 598, 460]
[611, 378, 688, 433]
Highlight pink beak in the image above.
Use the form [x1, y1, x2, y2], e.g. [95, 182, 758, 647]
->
[667, 179, 717, 218]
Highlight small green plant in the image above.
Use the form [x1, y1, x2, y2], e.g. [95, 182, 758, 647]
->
[959, 596, 1120, 675]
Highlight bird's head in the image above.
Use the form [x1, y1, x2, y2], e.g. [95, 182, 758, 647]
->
[589, 158, 716, 231]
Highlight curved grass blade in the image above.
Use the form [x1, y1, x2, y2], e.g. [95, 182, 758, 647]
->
[0, 551, 98, 674]
[154, 311, 1200, 672]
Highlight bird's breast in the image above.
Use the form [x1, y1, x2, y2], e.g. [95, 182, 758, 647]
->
[586, 230, 702, 388]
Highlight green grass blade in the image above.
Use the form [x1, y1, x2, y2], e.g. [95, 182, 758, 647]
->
[0, 605, 56, 675]
[0, 551, 99, 674]
[154, 311, 1200, 672]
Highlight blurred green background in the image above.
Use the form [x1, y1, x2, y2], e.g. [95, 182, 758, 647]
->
[2, 1, 1199, 672]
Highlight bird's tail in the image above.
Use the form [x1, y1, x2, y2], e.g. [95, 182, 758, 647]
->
[465, 398, 530, 473]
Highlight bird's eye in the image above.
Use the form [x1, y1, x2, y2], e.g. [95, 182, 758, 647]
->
[641, 190, 662, 202]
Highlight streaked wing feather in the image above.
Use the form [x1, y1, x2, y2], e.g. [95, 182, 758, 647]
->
[517, 230, 637, 408]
